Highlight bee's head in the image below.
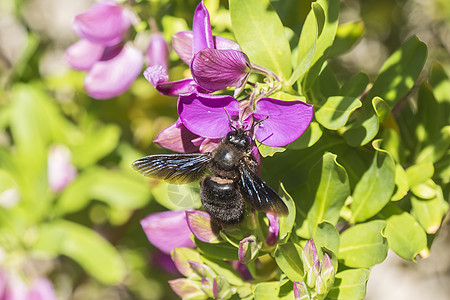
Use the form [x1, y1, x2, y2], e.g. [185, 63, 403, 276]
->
[225, 128, 251, 149]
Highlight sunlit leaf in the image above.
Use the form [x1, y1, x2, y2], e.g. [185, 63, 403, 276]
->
[327, 269, 370, 300]
[274, 242, 304, 282]
[339, 220, 388, 268]
[328, 20, 365, 57]
[315, 96, 362, 130]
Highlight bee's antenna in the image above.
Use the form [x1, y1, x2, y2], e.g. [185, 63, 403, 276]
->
[244, 116, 269, 133]
[223, 106, 237, 131]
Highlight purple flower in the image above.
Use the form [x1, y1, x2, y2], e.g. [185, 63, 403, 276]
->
[266, 213, 279, 246]
[140, 210, 196, 254]
[178, 92, 313, 147]
[47, 145, 77, 193]
[0, 269, 57, 300]
[65, 1, 143, 99]
[144, 0, 244, 96]
[146, 33, 169, 71]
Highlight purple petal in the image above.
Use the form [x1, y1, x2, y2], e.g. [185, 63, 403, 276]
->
[47, 145, 77, 193]
[178, 92, 239, 139]
[199, 138, 221, 153]
[173, 31, 241, 65]
[214, 36, 241, 51]
[146, 33, 169, 70]
[173, 31, 194, 65]
[143, 65, 169, 86]
[266, 213, 279, 246]
[253, 98, 313, 147]
[154, 122, 201, 153]
[140, 210, 195, 254]
[191, 49, 251, 92]
[28, 278, 58, 300]
[84, 44, 143, 99]
[72, 1, 131, 46]
[231, 261, 253, 281]
[192, 1, 214, 54]
[152, 251, 180, 275]
[186, 210, 221, 243]
[64, 39, 104, 71]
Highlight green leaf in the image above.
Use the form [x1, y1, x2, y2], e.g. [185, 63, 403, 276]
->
[274, 243, 304, 281]
[288, 121, 323, 150]
[278, 184, 296, 240]
[195, 239, 238, 261]
[315, 96, 362, 130]
[327, 269, 370, 300]
[307, 153, 350, 236]
[429, 61, 450, 124]
[416, 81, 443, 143]
[230, 0, 291, 79]
[328, 20, 365, 57]
[411, 179, 437, 199]
[405, 162, 434, 187]
[71, 124, 121, 169]
[287, 0, 318, 86]
[34, 220, 126, 284]
[56, 168, 150, 215]
[365, 36, 427, 108]
[339, 72, 369, 98]
[313, 221, 340, 257]
[254, 282, 280, 300]
[258, 143, 286, 158]
[301, 0, 340, 92]
[411, 191, 446, 234]
[201, 257, 243, 286]
[339, 220, 388, 268]
[350, 144, 395, 223]
[151, 181, 201, 210]
[416, 126, 450, 164]
[392, 164, 409, 201]
[377, 204, 427, 260]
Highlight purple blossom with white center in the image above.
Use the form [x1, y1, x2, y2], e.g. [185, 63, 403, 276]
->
[64, 0, 143, 99]
[178, 91, 314, 148]
[140, 210, 195, 254]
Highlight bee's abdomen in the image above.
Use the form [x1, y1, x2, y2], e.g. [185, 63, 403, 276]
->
[200, 176, 244, 224]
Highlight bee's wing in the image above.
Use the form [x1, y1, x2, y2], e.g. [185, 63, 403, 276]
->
[239, 162, 289, 217]
[132, 153, 211, 184]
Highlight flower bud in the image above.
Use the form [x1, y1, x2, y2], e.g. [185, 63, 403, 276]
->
[293, 281, 311, 300]
[302, 239, 318, 271]
[266, 213, 279, 246]
[213, 275, 233, 300]
[306, 259, 320, 289]
[238, 236, 260, 264]
[146, 33, 169, 71]
[320, 253, 335, 292]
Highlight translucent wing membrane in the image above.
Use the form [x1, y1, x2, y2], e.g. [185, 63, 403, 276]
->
[239, 162, 288, 216]
[132, 153, 211, 184]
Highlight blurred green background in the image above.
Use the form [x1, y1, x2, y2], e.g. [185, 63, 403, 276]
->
[0, 0, 449, 299]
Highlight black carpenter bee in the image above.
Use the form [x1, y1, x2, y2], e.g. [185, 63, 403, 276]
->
[132, 127, 288, 224]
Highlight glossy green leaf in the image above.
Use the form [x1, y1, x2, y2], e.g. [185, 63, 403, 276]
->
[274, 242, 304, 281]
[56, 167, 150, 215]
[411, 192, 446, 234]
[315, 96, 362, 130]
[342, 97, 380, 147]
[405, 162, 434, 187]
[327, 269, 370, 300]
[411, 179, 437, 199]
[230, 0, 291, 79]
[339, 220, 388, 268]
[365, 36, 427, 108]
[258, 143, 286, 158]
[307, 152, 350, 236]
[34, 220, 126, 284]
[350, 145, 395, 223]
[372, 97, 390, 122]
[313, 221, 340, 257]
[302, 0, 340, 91]
[339, 72, 369, 98]
[287, 0, 318, 86]
[328, 20, 365, 57]
[392, 164, 409, 201]
[377, 204, 427, 260]
[288, 121, 323, 150]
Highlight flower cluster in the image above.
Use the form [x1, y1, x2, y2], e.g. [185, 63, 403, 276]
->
[65, 0, 143, 99]
[145, 1, 313, 155]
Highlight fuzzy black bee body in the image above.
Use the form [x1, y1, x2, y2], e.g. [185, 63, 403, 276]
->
[132, 129, 288, 224]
